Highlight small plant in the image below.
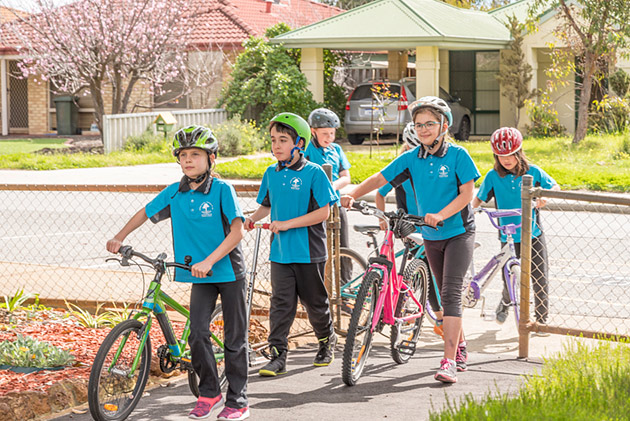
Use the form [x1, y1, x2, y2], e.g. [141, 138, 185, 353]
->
[525, 93, 566, 137]
[211, 116, 267, 156]
[612, 133, 630, 160]
[589, 95, 630, 134]
[124, 129, 171, 154]
[65, 302, 118, 328]
[0, 334, 74, 368]
[0, 289, 37, 312]
[107, 302, 134, 325]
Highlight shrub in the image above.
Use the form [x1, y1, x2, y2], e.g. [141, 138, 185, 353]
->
[609, 68, 630, 97]
[525, 94, 566, 137]
[612, 133, 630, 160]
[212, 116, 267, 157]
[0, 334, 74, 368]
[589, 95, 630, 134]
[124, 129, 170, 154]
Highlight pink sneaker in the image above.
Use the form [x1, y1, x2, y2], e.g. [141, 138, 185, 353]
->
[217, 406, 250, 420]
[188, 395, 224, 419]
[434, 358, 457, 383]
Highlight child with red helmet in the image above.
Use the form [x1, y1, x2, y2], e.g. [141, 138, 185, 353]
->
[473, 127, 560, 328]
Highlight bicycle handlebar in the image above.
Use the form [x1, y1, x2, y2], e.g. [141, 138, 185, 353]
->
[351, 200, 443, 228]
[474, 207, 522, 232]
[118, 245, 213, 277]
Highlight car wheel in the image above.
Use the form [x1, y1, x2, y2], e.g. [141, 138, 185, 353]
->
[347, 134, 365, 145]
[455, 117, 471, 141]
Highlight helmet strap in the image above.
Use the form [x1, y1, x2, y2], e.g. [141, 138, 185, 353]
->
[278, 138, 303, 168]
[429, 115, 446, 149]
[311, 134, 322, 148]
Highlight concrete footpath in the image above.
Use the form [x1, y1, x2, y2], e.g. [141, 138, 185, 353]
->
[49, 307, 586, 421]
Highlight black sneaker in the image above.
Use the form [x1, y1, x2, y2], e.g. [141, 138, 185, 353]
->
[258, 347, 287, 377]
[313, 332, 337, 366]
[495, 302, 509, 324]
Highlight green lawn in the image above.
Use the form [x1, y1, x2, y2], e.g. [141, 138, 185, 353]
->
[0, 138, 69, 154]
[1, 134, 629, 192]
[430, 339, 630, 420]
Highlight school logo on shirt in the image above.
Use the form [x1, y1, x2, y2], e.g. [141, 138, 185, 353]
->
[290, 177, 302, 191]
[438, 165, 450, 178]
[199, 202, 213, 217]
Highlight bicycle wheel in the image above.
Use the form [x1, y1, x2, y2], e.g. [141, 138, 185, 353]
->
[508, 262, 521, 331]
[188, 304, 228, 397]
[342, 270, 381, 386]
[88, 319, 151, 421]
[337, 247, 368, 334]
[391, 258, 429, 364]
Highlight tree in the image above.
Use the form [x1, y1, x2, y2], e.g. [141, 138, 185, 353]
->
[7, 0, 197, 132]
[219, 23, 346, 125]
[529, 0, 630, 143]
[495, 15, 537, 127]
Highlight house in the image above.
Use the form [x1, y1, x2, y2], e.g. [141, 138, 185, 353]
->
[0, 0, 342, 135]
[273, 0, 630, 136]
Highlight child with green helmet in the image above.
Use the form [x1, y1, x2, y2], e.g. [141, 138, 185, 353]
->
[107, 124, 250, 420]
[246, 112, 339, 376]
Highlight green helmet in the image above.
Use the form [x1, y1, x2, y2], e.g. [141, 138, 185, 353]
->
[270, 112, 311, 149]
[172, 125, 218, 158]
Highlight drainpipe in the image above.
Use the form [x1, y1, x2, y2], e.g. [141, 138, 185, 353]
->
[265, 0, 272, 13]
[1, 59, 7, 136]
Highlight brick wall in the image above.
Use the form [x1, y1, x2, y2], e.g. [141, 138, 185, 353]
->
[27, 76, 48, 135]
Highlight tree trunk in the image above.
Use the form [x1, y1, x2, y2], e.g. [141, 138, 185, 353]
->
[89, 79, 105, 135]
[573, 53, 595, 144]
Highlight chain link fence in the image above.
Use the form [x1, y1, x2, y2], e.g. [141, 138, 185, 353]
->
[519, 176, 630, 357]
[0, 183, 315, 344]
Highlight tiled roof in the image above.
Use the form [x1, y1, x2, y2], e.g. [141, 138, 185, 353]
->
[0, 6, 28, 24]
[0, 0, 343, 54]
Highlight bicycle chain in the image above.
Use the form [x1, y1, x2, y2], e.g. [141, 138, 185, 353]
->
[157, 344, 179, 373]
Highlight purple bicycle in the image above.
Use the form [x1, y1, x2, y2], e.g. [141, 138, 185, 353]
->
[462, 208, 522, 329]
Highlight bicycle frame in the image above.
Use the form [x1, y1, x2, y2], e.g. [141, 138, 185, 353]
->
[464, 208, 522, 314]
[367, 227, 425, 331]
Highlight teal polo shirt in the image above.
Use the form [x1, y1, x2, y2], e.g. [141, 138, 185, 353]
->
[257, 156, 338, 264]
[378, 179, 419, 216]
[381, 142, 480, 241]
[145, 176, 246, 283]
[476, 164, 557, 243]
[304, 142, 351, 184]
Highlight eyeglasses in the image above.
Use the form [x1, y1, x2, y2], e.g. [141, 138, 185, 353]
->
[415, 121, 440, 130]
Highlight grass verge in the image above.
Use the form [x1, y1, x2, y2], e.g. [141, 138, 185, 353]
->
[0, 138, 68, 154]
[430, 339, 630, 420]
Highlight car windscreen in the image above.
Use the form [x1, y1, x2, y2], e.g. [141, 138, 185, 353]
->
[351, 84, 402, 101]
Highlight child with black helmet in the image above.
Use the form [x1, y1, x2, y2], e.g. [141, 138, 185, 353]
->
[341, 96, 480, 384]
[106, 125, 250, 420]
[304, 107, 353, 288]
[245, 112, 339, 376]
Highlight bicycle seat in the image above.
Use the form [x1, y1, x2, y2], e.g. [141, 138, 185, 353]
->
[353, 224, 380, 235]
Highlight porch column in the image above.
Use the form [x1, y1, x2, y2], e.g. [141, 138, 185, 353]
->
[1, 59, 7, 136]
[415, 46, 439, 98]
[301, 48, 324, 103]
[387, 51, 408, 81]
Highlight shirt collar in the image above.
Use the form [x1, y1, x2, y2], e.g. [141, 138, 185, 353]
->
[178, 174, 214, 194]
[275, 155, 307, 172]
[417, 140, 450, 159]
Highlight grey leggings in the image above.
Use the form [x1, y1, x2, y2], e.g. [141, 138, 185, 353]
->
[423, 231, 475, 318]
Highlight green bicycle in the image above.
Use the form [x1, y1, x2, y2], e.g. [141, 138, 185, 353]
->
[87, 246, 225, 421]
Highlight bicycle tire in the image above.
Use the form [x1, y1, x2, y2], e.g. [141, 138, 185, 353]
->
[508, 262, 521, 331]
[341, 270, 381, 386]
[391, 258, 429, 364]
[337, 247, 368, 334]
[88, 319, 151, 421]
[188, 304, 228, 397]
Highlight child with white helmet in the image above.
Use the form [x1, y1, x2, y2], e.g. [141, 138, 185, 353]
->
[341, 95, 480, 384]
[106, 125, 250, 420]
[473, 127, 559, 328]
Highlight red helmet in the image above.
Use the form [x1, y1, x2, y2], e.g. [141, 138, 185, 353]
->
[490, 127, 523, 156]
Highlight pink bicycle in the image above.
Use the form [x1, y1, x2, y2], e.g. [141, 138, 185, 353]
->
[342, 201, 440, 386]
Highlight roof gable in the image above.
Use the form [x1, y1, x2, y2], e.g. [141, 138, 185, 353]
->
[272, 0, 512, 50]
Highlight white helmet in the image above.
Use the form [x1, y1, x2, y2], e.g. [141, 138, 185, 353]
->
[402, 122, 421, 148]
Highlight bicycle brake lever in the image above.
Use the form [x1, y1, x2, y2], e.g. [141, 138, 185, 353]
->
[120, 257, 130, 266]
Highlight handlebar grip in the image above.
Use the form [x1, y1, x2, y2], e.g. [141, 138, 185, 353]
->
[437, 221, 444, 227]
[253, 222, 270, 229]
[119, 245, 133, 258]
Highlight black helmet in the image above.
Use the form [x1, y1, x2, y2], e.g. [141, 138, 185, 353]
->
[308, 108, 340, 129]
[172, 125, 219, 158]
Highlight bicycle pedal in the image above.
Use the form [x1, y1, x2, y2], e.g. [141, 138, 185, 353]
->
[396, 340, 416, 356]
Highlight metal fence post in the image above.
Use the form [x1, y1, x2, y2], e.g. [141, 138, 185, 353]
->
[519, 174, 533, 358]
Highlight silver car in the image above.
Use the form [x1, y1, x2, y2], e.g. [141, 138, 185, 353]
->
[344, 78, 472, 144]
